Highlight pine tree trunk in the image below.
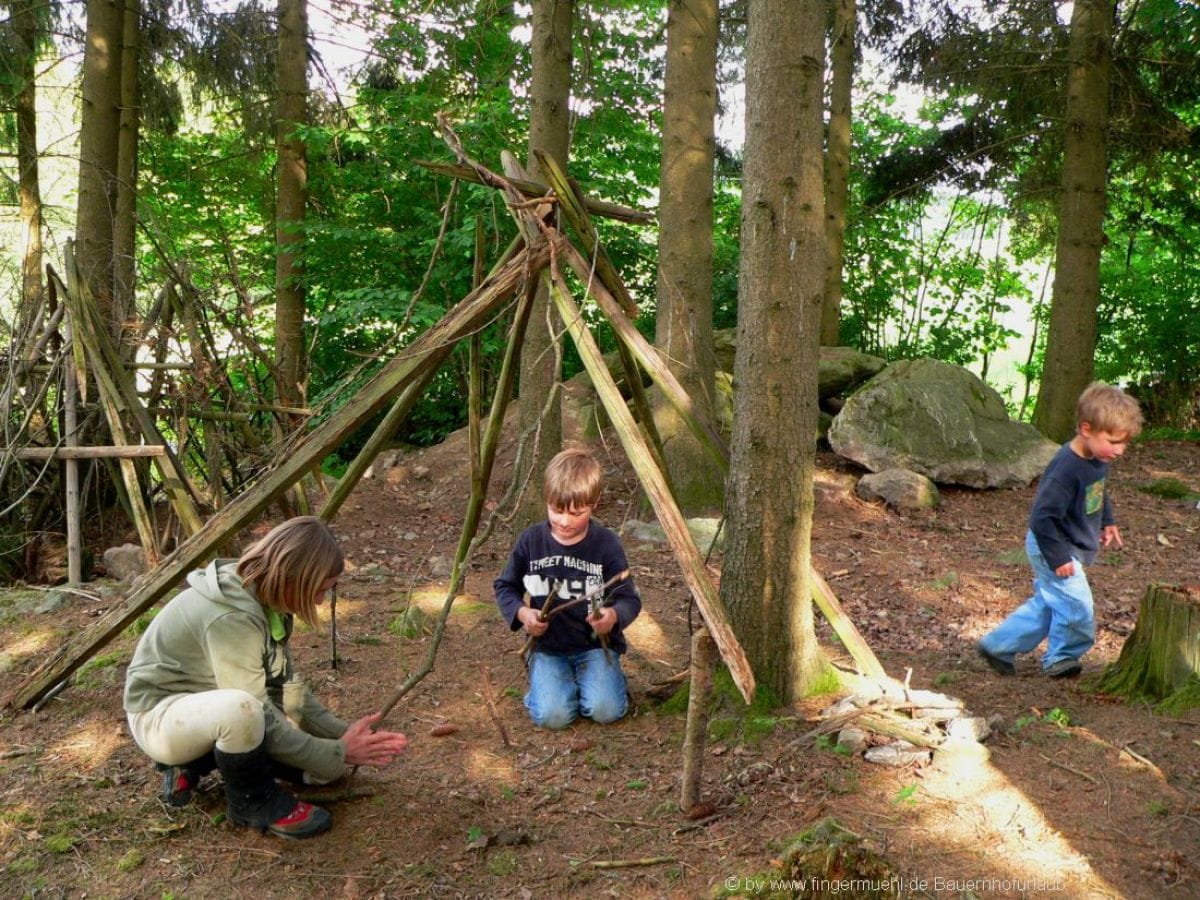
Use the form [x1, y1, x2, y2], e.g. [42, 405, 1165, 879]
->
[1032, 0, 1112, 441]
[1098, 584, 1200, 711]
[15, 0, 44, 345]
[821, 0, 855, 347]
[516, 0, 572, 526]
[275, 0, 309, 412]
[113, 0, 140, 356]
[720, 0, 828, 702]
[653, 0, 723, 516]
[76, 0, 124, 338]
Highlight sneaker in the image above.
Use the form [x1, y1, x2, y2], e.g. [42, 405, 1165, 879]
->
[976, 644, 1015, 676]
[158, 764, 197, 808]
[1045, 658, 1083, 679]
[265, 800, 332, 839]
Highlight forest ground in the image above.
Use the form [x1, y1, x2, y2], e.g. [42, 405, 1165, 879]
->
[1, 424, 1198, 899]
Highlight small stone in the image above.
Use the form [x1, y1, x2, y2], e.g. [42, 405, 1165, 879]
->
[864, 741, 932, 767]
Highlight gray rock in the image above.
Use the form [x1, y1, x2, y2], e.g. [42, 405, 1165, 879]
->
[837, 727, 870, 754]
[35, 591, 70, 614]
[618, 517, 725, 552]
[856, 468, 940, 510]
[828, 358, 1058, 488]
[103, 543, 148, 582]
[713, 329, 886, 400]
[864, 740, 932, 767]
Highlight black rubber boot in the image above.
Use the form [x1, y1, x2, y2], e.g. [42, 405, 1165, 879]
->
[156, 750, 216, 807]
[214, 741, 331, 839]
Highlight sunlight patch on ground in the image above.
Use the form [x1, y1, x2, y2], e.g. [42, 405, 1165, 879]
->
[47, 718, 124, 772]
[907, 746, 1121, 896]
[625, 609, 669, 657]
[408, 585, 490, 616]
[1, 629, 56, 661]
[466, 748, 518, 783]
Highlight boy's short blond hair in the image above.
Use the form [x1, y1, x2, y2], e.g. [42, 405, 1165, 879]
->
[1077, 382, 1143, 437]
[544, 447, 603, 510]
[238, 516, 344, 628]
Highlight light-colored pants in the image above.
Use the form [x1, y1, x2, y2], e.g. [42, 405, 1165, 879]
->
[979, 530, 1096, 670]
[127, 690, 265, 766]
[525, 648, 628, 730]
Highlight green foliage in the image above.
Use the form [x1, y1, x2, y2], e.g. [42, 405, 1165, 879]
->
[1137, 478, 1198, 501]
[891, 784, 919, 807]
[814, 734, 853, 756]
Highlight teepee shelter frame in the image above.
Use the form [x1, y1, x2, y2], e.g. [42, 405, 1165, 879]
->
[5, 127, 764, 711]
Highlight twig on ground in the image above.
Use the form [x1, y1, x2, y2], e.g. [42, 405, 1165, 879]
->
[480, 665, 512, 749]
[1040, 753, 1098, 784]
[590, 856, 676, 869]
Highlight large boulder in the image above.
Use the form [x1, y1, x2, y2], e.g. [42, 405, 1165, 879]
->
[713, 328, 885, 400]
[828, 358, 1058, 488]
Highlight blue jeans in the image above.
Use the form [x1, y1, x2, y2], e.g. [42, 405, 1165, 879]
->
[525, 648, 628, 729]
[979, 530, 1095, 670]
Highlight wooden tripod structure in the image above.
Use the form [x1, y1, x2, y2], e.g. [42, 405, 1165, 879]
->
[7, 123, 889, 713]
[5, 128, 762, 710]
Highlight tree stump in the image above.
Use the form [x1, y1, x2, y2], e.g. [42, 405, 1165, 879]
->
[1098, 584, 1200, 712]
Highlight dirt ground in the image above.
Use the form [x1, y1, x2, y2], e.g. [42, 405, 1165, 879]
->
[1, 427, 1198, 899]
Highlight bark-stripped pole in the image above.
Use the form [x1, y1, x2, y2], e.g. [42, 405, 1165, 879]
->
[547, 270, 756, 703]
[680, 626, 717, 812]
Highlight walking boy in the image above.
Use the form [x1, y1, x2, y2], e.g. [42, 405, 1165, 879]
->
[978, 382, 1142, 678]
[495, 447, 641, 729]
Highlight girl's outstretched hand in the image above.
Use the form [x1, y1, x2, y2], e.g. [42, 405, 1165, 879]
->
[343, 713, 408, 767]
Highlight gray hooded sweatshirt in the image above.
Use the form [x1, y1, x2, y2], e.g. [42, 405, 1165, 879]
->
[123, 560, 348, 781]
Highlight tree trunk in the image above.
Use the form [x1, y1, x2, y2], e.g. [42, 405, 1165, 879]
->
[821, 0, 855, 347]
[113, 0, 140, 355]
[14, 0, 44, 346]
[275, 0, 309, 412]
[1031, 0, 1113, 442]
[1097, 584, 1200, 712]
[653, 0, 723, 515]
[720, 0, 828, 702]
[515, 0, 572, 526]
[76, 0, 124, 339]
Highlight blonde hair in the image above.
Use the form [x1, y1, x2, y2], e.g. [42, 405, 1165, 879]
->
[237, 516, 343, 627]
[544, 447, 603, 510]
[1077, 382, 1143, 437]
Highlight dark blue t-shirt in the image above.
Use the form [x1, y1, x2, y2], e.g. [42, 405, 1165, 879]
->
[1028, 442, 1114, 570]
[494, 520, 641, 656]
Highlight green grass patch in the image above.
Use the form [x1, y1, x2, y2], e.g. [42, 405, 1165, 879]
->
[116, 849, 145, 873]
[1137, 477, 1199, 501]
[997, 548, 1026, 566]
[388, 606, 432, 639]
[487, 850, 519, 877]
[44, 833, 78, 854]
[929, 571, 959, 590]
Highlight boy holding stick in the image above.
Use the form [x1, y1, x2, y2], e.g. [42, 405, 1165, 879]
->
[494, 448, 641, 728]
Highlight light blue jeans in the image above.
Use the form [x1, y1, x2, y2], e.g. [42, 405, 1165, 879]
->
[979, 530, 1095, 670]
[525, 648, 628, 729]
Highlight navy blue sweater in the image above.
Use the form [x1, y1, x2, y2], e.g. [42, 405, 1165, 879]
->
[1028, 442, 1114, 570]
[494, 520, 641, 656]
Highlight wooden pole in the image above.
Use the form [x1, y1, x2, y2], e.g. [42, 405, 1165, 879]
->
[547, 270, 756, 703]
[680, 627, 717, 812]
[11, 446, 167, 459]
[810, 569, 887, 679]
[414, 159, 654, 225]
[62, 317, 81, 584]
